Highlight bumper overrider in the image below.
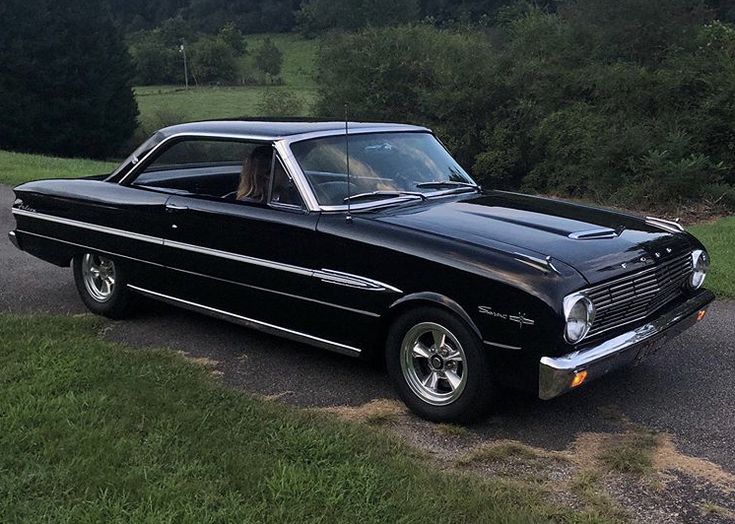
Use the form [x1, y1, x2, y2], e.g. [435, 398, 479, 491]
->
[539, 289, 715, 400]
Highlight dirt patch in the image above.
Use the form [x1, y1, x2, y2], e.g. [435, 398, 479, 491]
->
[174, 350, 223, 376]
[315, 398, 735, 523]
[318, 399, 406, 425]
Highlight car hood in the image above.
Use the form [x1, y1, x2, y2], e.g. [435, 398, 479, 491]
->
[370, 191, 696, 285]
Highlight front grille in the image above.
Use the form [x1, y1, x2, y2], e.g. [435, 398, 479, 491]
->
[586, 252, 693, 337]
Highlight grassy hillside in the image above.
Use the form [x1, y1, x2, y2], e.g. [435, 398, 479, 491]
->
[0, 150, 116, 187]
[690, 217, 735, 298]
[135, 33, 319, 131]
[0, 314, 587, 522]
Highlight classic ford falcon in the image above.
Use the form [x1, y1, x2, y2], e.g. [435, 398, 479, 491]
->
[9, 120, 714, 421]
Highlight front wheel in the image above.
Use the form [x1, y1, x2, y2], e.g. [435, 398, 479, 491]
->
[385, 306, 495, 423]
[73, 252, 131, 319]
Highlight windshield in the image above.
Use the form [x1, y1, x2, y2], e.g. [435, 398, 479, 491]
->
[290, 132, 476, 206]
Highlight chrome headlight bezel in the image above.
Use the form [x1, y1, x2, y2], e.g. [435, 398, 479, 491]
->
[563, 292, 596, 344]
[688, 249, 709, 290]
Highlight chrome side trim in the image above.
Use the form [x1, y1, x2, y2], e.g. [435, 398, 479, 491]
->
[15, 229, 165, 267]
[12, 209, 163, 245]
[127, 285, 363, 357]
[164, 238, 313, 277]
[645, 216, 685, 233]
[539, 290, 714, 400]
[12, 209, 401, 294]
[15, 230, 380, 317]
[483, 340, 522, 350]
[316, 268, 403, 293]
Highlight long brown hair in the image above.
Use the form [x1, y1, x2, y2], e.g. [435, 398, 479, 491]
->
[237, 146, 272, 201]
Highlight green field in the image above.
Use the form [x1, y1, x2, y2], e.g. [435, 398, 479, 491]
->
[690, 217, 735, 298]
[0, 150, 116, 187]
[0, 314, 593, 523]
[135, 33, 319, 131]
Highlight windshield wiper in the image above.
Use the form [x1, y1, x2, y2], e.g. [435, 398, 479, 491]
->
[343, 191, 426, 203]
[415, 180, 479, 189]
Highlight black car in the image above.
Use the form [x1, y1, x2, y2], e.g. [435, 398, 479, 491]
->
[9, 120, 714, 421]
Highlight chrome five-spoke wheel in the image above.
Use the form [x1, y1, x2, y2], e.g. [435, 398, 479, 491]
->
[81, 253, 116, 302]
[400, 322, 467, 406]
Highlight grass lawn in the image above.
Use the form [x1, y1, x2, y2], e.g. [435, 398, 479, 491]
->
[0, 150, 116, 188]
[135, 84, 317, 130]
[690, 216, 735, 298]
[0, 314, 596, 523]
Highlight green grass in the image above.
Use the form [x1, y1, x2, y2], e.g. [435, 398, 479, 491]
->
[690, 216, 735, 298]
[135, 85, 317, 130]
[0, 150, 116, 187]
[598, 430, 659, 475]
[134, 33, 319, 131]
[0, 314, 602, 523]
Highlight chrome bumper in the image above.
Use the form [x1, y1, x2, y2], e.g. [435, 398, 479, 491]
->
[8, 230, 20, 250]
[539, 290, 715, 400]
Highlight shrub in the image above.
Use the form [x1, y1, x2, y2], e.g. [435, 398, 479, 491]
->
[190, 36, 238, 83]
[257, 90, 306, 117]
[315, 5, 735, 211]
[254, 37, 284, 80]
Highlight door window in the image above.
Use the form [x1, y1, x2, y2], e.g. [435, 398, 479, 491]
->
[130, 138, 273, 204]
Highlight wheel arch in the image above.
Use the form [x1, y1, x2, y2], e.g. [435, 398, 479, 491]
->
[381, 292, 482, 344]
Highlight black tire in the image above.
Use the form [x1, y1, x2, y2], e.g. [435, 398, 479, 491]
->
[385, 306, 495, 423]
[72, 252, 131, 319]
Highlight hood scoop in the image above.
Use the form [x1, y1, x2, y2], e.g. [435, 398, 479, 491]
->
[569, 227, 622, 240]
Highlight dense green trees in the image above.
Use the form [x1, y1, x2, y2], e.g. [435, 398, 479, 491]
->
[316, 2, 735, 210]
[0, 0, 138, 158]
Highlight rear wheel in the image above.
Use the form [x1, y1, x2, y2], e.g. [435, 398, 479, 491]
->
[386, 306, 495, 423]
[73, 252, 130, 318]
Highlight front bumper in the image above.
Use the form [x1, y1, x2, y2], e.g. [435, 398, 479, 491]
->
[539, 289, 715, 400]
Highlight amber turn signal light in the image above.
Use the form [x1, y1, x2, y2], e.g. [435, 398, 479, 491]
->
[570, 370, 588, 389]
[696, 309, 706, 321]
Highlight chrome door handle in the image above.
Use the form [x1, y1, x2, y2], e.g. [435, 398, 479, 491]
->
[165, 203, 188, 211]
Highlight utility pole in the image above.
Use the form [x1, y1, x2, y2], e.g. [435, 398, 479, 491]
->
[179, 40, 189, 90]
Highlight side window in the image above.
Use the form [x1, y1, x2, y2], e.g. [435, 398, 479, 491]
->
[130, 138, 273, 204]
[269, 157, 304, 208]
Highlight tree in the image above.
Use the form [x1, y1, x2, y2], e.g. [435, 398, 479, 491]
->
[190, 36, 238, 83]
[129, 31, 181, 84]
[0, 0, 139, 158]
[254, 38, 283, 79]
[298, 0, 419, 34]
[218, 22, 247, 55]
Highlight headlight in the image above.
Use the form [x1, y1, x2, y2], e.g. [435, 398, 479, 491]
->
[563, 292, 596, 344]
[689, 250, 709, 290]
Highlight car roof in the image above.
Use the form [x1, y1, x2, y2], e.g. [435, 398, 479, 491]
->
[158, 120, 430, 139]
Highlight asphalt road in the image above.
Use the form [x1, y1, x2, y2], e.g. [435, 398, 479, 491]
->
[2, 183, 734, 475]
